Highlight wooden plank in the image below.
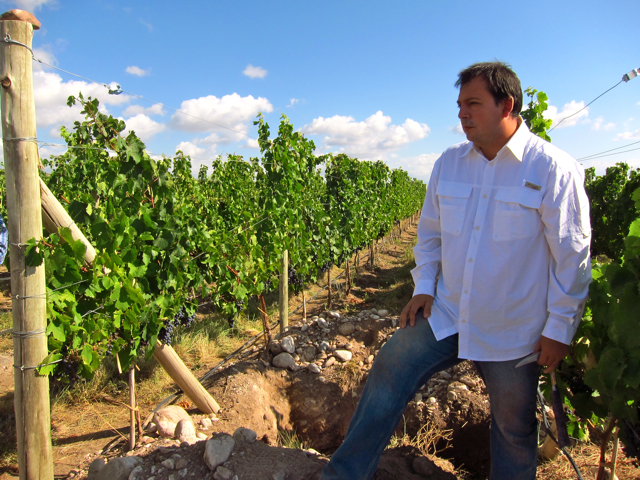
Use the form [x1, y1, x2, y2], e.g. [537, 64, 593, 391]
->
[0, 13, 53, 480]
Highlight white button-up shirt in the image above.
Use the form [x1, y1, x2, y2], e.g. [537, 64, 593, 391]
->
[412, 122, 591, 361]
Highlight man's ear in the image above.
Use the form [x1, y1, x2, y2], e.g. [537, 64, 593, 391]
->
[502, 96, 515, 118]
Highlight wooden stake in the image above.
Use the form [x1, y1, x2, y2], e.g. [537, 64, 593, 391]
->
[259, 294, 272, 348]
[327, 267, 332, 310]
[279, 250, 288, 334]
[345, 260, 351, 295]
[129, 366, 135, 451]
[302, 289, 307, 321]
[0, 11, 53, 480]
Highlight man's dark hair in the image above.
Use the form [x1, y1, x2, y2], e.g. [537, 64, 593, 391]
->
[455, 61, 523, 117]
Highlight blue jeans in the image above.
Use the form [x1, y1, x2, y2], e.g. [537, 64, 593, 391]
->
[320, 311, 540, 480]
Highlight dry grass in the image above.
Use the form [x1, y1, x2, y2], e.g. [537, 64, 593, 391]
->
[0, 312, 11, 353]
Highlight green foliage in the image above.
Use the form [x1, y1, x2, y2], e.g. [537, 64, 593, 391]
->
[521, 87, 553, 142]
[0, 96, 425, 383]
[584, 163, 640, 261]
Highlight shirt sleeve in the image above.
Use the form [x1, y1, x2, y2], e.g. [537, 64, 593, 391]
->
[411, 157, 443, 297]
[539, 158, 592, 345]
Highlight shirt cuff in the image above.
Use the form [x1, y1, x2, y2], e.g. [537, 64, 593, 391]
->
[541, 313, 579, 345]
[413, 279, 436, 298]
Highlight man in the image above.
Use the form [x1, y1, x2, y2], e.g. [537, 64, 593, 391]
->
[320, 62, 591, 480]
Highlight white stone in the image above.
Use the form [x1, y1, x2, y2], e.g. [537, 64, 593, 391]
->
[324, 357, 336, 368]
[414, 393, 423, 403]
[153, 405, 191, 439]
[95, 457, 143, 480]
[200, 417, 213, 429]
[196, 432, 208, 440]
[308, 363, 321, 374]
[301, 325, 308, 332]
[377, 309, 389, 318]
[371, 315, 380, 320]
[281, 336, 295, 354]
[203, 434, 235, 471]
[214, 466, 234, 480]
[272, 352, 296, 370]
[175, 418, 197, 444]
[338, 323, 355, 336]
[328, 311, 340, 319]
[334, 350, 353, 362]
[317, 318, 329, 328]
[161, 459, 176, 470]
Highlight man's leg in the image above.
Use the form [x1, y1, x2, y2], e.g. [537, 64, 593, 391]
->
[474, 359, 540, 480]
[320, 311, 460, 480]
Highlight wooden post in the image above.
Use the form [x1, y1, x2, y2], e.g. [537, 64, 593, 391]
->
[345, 260, 351, 295]
[327, 267, 332, 310]
[302, 289, 307, 321]
[279, 250, 288, 334]
[129, 366, 136, 451]
[0, 10, 53, 480]
[153, 341, 220, 413]
[259, 294, 272, 348]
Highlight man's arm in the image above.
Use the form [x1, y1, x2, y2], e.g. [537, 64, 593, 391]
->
[401, 157, 443, 328]
[537, 159, 592, 372]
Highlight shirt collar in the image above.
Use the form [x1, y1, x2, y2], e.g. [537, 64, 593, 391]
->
[461, 117, 531, 161]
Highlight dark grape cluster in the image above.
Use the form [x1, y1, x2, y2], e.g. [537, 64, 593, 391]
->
[320, 261, 333, 273]
[288, 266, 304, 295]
[235, 300, 245, 312]
[158, 305, 196, 345]
[263, 280, 274, 292]
[59, 355, 80, 385]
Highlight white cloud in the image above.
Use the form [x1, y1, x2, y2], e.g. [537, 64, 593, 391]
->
[591, 116, 615, 131]
[245, 138, 260, 149]
[615, 129, 640, 141]
[122, 114, 165, 142]
[546, 101, 588, 128]
[168, 93, 272, 143]
[33, 68, 129, 131]
[302, 111, 430, 160]
[140, 19, 153, 31]
[287, 98, 299, 108]
[175, 141, 218, 174]
[451, 124, 464, 135]
[123, 103, 164, 117]
[243, 64, 267, 79]
[389, 153, 440, 182]
[5, 0, 55, 10]
[126, 66, 150, 77]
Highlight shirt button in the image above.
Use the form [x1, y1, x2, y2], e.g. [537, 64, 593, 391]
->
[468, 258, 473, 263]
[483, 194, 488, 199]
[475, 226, 480, 230]
[464, 290, 469, 294]
[462, 319, 467, 323]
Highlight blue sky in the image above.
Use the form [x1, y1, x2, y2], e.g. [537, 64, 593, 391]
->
[4, 0, 640, 182]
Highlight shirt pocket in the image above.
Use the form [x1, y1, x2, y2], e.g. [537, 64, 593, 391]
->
[437, 181, 473, 236]
[493, 187, 542, 241]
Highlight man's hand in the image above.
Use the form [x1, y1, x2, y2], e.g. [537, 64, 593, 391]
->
[534, 335, 569, 373]
[400, 294, 434, 329]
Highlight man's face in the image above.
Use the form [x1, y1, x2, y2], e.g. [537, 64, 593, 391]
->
[457, 76, 509, 152]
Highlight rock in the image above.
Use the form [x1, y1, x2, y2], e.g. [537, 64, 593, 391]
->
[319, 341, 330, 351]
[196, 432, 208, 440]
[308, 363, 321, 374]
[371, 315, 380, 320]
[161, 458, 176, 470]
[175, 458, 188, 470]
[459, 377, 476, 388]
[233, 427, 257, 444]
[448, 381, 468, 393]
[447, 391, 458, 401]
[146, 422, 158, 433]
[366, 354, 375, 364]
[377, 309, 389, 318]
[203, 434, 236, 471]
[337, 323, 355, 336]
[440, 370, 452, 380]
[178, 468, 188, 478]
[414, 393, 423, 403]
[272, 472, 286, 480]
[94, 457, 142, 480]
[334, 350, 353, 362]
[327, 311, 340, 319]
[142, 436, 155, 444]
[214, 466, 235, 480]
[301, 346, 317, 362]
[370, 308, 378, 314]
[301, 325, 308, 332]
[128, 466, 143, 480]
[272, 352, 296, 370]
[317, 318, 329, 328]
[269, 341, 284, 356]
[428, 397, 437, 404]
[324, 357, 336, 368]
[175, 418, 197, 444]
[200, 417, 213, 429]
[88, 458, 106, 479]
[281, 336, 295, 354]
[413, 456, 435, 476]
[153, 406, 191, 439]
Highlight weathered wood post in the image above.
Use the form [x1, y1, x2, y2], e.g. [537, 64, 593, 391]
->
[279, 250, 288, 334]
[0, 9, 53, 480]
